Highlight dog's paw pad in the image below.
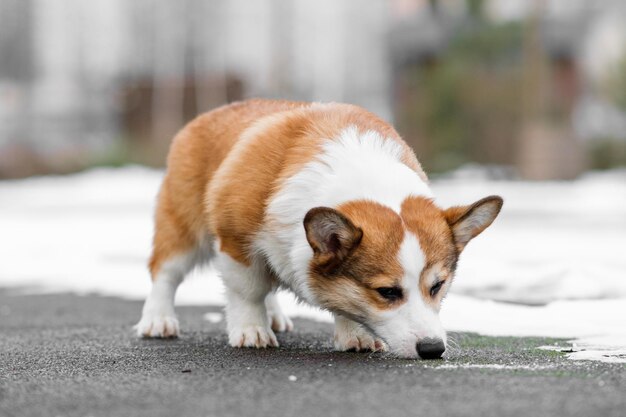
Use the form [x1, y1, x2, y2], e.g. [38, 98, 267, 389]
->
[135, 314, 180, 338]
[229, 325, 279, 348]
[268, 311, 294, 333]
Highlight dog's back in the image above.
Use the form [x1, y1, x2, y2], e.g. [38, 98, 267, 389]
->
[149, 99, 309, 275]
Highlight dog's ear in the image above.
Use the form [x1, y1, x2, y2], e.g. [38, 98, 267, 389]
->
[443, 196, 503, 252]
[303, 207, 363, 274]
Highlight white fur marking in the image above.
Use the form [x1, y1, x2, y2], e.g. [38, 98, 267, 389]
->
[369, 233, 446, 358]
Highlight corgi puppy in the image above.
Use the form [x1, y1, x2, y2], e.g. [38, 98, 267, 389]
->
[135, 99, 502, 359]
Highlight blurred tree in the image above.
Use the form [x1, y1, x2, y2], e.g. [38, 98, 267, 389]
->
[395, 17, 524, 173]
[592, 53, 626, 169]
[0, 0, 33, 82]
[604, 53, 626, 111]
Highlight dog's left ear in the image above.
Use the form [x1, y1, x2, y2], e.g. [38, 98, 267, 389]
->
[443, 196, 503, 252]
[303, 207, 363, 274]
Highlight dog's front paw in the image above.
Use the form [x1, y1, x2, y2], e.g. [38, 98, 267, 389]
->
[334, 330, 386, 352]
[334, 317, 386, 352]
[268, 310, 294, 333]
[265, 293, 294, 333]
[135, 313, 180, 338]
[229, 325, 279, 348]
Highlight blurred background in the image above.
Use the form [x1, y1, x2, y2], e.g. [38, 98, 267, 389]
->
[2, 0, 626, 179]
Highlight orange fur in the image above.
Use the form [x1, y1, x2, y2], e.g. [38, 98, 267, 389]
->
[150, 99, 309, 275]
[400, 197, 459, 303]
[306, 201, 409, 316]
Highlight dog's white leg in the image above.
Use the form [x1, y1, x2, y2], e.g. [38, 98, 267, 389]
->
[334, 315, 387, 352]
[215, 250, 278, 348]
[135, 252, 195, 338]
[265, 292, 294, 333]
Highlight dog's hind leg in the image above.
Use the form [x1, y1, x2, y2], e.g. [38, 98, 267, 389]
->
[135, 251, 193, 338]
[135, 185, 213, 338]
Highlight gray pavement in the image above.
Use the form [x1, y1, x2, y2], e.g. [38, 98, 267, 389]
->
[1, 290, 624, 417]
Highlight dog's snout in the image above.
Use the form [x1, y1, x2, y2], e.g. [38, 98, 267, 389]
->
[416, 338, 445, 359]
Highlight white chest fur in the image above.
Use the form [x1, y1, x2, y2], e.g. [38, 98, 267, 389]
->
[253, 126, 432, 304]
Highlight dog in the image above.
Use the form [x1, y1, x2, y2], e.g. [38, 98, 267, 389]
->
[135, 99, 502, 359]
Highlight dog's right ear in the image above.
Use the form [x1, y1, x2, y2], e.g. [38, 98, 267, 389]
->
[303, 207, 363, 274]
[443, 195, 503, 252]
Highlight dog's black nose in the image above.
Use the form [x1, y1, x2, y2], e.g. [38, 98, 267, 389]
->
[416, 338, 445, 359]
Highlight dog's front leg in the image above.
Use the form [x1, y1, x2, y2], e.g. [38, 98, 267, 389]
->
[215, 250, 278, 348]
[265, 292, 294, 333]
[334, 315, 387, 352]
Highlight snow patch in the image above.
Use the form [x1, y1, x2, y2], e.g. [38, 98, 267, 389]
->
[203, 312, 224, 324]
[429, 363, 555, 370]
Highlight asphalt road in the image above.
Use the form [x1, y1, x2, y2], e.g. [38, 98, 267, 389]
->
[1, 290, 624, 417]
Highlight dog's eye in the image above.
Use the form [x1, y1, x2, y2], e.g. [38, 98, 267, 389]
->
[430, 280, 445, 297]
[376, 286, 403, 301]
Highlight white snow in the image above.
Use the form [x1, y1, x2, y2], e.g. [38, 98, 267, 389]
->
[203, 312, 224, 324]
[1, 166, 625, 362]
[427, 363, 555, 371]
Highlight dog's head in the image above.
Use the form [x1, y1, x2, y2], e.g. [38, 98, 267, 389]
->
[304, 195, 503, 359]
